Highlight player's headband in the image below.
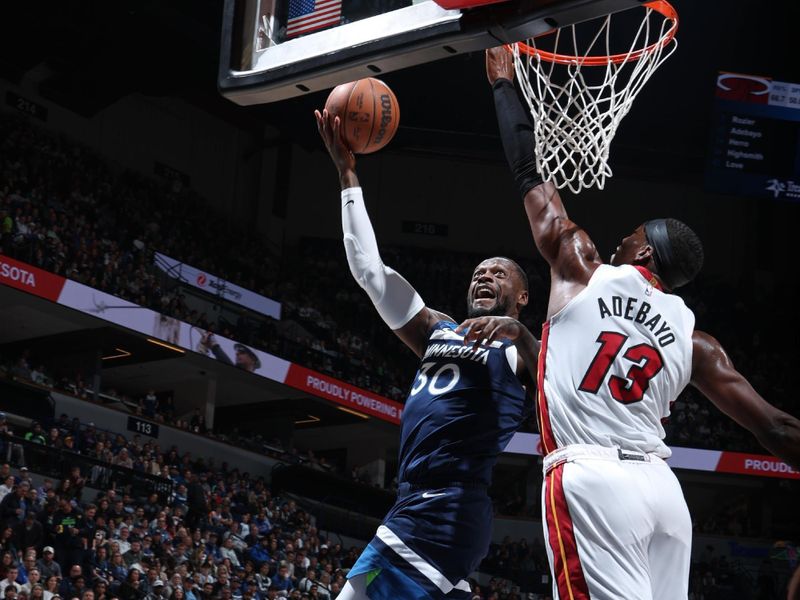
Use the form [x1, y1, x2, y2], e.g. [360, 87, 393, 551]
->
[644, 219, 691, 291]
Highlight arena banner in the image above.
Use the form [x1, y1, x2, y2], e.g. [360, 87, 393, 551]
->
[2, 256, 797, 479]
[153, 252, 281, 319]
[284, 364, 403, 424]
[504, 433, 800, 480]
[52, 276, 391, 422]
[714, 450, 800, 480]
[0, 254, 66, 301]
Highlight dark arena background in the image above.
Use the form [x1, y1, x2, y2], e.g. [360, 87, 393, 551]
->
[0, 1, 799, 599]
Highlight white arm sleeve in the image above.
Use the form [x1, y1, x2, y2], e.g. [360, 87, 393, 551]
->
[341, 187, 425, 330]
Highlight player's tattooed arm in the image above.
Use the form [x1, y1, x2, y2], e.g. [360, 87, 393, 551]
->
[486, 47, 601, 286]
[691, 330, 800, 469]
[455, 316, 540, 386]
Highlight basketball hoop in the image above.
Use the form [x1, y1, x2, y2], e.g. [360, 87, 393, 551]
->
[508, 1, 678, 193]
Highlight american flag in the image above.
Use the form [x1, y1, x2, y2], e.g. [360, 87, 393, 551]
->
[286, 0, 342, 39]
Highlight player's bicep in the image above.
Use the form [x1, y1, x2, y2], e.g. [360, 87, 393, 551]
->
[394, 306, 451, 358]
[523, 183, 600, 282]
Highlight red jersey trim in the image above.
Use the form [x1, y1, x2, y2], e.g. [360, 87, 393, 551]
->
[633, 265, 663, 292]
[545, 464, 591, 600]
[537, 321, 558, 455]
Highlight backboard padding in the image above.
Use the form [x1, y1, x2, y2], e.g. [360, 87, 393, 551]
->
[219, 0, 656, 105]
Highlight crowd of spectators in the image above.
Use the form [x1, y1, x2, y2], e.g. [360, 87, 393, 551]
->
[0, 444, 358, 600]
[0, 108, 796, 453]
[0, 404, 555, 600]
[0, 356, 356, 489]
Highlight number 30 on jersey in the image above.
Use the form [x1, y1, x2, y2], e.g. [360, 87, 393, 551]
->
[410, 362, 461, 396]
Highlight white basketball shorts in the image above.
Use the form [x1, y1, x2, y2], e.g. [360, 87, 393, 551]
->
[540, 444, 692, 600]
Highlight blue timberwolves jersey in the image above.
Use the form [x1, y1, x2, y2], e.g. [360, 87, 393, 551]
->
[397, 320, 529, 487]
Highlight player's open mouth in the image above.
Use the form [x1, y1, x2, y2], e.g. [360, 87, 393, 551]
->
[474, 285, 496, 300]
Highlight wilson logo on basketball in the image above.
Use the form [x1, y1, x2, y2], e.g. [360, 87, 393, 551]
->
[373, 95, 393, 145]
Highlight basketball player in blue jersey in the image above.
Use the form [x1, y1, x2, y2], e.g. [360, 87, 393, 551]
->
[487, 47, 800, 600]
[315, 108, 539, 600]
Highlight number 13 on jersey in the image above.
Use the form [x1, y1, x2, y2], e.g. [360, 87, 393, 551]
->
[578, 331, 664, 404]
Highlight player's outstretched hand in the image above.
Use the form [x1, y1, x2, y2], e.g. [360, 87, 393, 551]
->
[486, 46, 515, 86]
[456, 316, 526, 348]
[315, 109, 356, 175]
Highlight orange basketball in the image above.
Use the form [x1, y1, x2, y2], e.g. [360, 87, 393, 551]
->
[324, 78, 400, 154]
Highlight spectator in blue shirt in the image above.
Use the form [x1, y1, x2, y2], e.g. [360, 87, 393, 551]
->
[204, 533, 222, 564]
[270, 564, 292, 595]
[248, 539, 271, 568]
[253, 512, 271, 537]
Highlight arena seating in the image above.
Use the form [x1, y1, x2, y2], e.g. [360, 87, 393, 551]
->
[1, 108, 796, 600]
[1, 114, 793, 455]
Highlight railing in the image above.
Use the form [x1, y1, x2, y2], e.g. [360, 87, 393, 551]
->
[3, 435, 173, 501]
[271, 463, 394, 520]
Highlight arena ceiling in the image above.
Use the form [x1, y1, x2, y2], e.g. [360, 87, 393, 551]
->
[0, 1, 796, 177]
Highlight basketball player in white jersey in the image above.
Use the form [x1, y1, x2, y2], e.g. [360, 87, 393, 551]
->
[486, 47, 800, 600]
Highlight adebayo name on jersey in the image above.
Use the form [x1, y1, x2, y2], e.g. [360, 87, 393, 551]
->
[597, 295, 676, 347]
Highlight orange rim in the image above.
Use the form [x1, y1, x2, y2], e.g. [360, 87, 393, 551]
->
[511, 0, 678, 66]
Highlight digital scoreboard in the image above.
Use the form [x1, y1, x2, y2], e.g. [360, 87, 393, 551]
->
[706, 72, 800, 201]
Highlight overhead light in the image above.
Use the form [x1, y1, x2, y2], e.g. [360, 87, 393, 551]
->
[101, 348, 131, 361]
[336, 406, 369, 420]
[146, 338, 185, 354]
[294, 415, 321, 425]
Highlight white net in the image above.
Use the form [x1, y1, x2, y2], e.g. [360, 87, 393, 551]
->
[512, 3, 678, 194]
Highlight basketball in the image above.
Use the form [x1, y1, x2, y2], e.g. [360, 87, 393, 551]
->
[324, 78, 400, 154]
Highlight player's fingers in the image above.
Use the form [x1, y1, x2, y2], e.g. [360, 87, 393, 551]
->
[454, 319, 474, 335]
[457, 323, 479, 345]
[465, 323, 483, 345]
[333, 116, 344, 144]
[319, 111, 331, 141]
[471, 319, 491, 348]
[463, 325, 479, 343]
[482, 322, 499, 344]
[473, 334, 489, 349]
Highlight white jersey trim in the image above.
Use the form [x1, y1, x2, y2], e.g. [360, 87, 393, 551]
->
[375, 525, 471, 593]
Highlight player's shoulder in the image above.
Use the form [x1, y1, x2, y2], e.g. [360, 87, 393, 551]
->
[432, 318, 458, 329]
[427, 319, 460, 338]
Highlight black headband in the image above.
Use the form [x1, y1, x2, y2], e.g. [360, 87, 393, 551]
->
[644, 219, 691, 290]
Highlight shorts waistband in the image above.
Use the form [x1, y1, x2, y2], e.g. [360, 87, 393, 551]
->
[543, 444, 664, 474]
[399, 479, 488, 493]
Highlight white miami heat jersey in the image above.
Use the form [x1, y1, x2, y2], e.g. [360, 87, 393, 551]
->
[537, 264, 695, 458]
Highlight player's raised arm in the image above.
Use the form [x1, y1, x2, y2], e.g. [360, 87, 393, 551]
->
[691, 330, 800, 469]
[487, 48, 601, 285]
[315, 109, 451, 357]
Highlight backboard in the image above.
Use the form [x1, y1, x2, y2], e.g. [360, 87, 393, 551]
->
[218, 0, 654, 105]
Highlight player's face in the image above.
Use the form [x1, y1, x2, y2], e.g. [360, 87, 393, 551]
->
[466, 258, 523, 318]
[610, 225, 648, 266]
